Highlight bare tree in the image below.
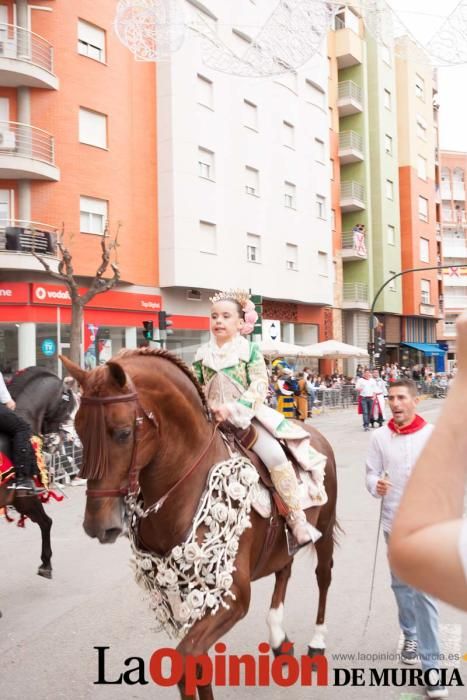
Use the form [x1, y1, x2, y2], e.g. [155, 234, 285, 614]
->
[34, 226, 120, 365]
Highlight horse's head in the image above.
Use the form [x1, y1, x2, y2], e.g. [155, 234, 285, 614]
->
[61, 355, 154, 544]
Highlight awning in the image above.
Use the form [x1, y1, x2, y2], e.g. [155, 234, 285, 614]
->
[400, 342, 446, 356]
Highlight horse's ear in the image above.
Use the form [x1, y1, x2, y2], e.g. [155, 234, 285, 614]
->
[107, 361, 127, 389]
[60, 355, 87, 388]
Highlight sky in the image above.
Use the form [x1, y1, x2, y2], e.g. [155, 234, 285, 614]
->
[387, 0, 467, 151]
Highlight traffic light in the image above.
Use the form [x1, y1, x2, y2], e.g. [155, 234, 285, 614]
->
[376, 336, 386, 353]
[158, 310, 173, 333]
[367, 341, 375, 355]
[251, 294, 263, 336]
[142, 320, 153, 341]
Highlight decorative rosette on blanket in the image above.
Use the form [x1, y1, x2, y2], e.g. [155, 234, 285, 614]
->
[129, 455, 259, 639]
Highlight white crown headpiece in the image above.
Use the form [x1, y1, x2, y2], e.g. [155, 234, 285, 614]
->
[209, 288, 251, 308]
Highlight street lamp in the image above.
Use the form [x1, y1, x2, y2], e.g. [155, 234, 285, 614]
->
[368, 263, 467, 368]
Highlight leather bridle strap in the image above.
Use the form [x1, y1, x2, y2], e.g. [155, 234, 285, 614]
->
[138, 423, 220, 519]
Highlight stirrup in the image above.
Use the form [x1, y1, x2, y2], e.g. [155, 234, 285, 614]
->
[286, 511, 322, 548]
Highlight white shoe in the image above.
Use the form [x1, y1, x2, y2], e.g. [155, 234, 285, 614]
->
[286, 511, 322, 546]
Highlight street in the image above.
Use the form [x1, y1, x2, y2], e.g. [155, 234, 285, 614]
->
[0, 398, 465, 699]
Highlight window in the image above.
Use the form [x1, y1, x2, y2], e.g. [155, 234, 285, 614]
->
[387, 224, 395, 245]
[386, 179, 394, 200]
[382, 44, 391, 65]
[245, 166, 259, 196]
[284, 181, 296, 209]
[246, 233, 261, 263]
[417, 155, 427, 180]
[314, 138, 325, 163]
[385, 134, 393, 155]
[285, 243, 298, 271]
[282, 121, 295, 148]
[199, 220, 216, 254]
[318, 251, 328, 276]
[80, 196, 108, 235]
[197, 74, 213, 109]
[418, 195, 429, 222]
[79, 108, 107, 148]
[316, 194, 326, 219]
[415, 74, 425, 101]
[305, 79, 325, 109]
[388, 271, 396, 291]
[243, 99, 258, 130]
[420, 237, 429, 262]
[198, 147, 214, 180]
[78, 19, 105, 62]
[384, 89, 392, 110]
[416, 114, 427, 140]
[421, 279, 431, 304]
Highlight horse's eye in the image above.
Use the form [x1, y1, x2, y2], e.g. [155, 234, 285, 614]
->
[114, 427, 132, 444]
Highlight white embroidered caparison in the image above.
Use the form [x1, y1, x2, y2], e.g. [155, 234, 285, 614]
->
[129, 456, 259, 639]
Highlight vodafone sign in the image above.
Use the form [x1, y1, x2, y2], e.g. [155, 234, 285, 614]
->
[31, 283, 161, 312]
[0, 282, 29, 304]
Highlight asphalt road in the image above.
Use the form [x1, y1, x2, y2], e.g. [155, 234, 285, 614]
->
[1, 398, 466, 699]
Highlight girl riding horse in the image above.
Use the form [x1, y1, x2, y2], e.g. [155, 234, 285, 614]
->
[192, 289, 326, 546]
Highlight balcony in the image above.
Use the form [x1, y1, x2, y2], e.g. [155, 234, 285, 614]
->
[340, 181, 365, 211]
[419, 303, 436, 317]
[444, 295, 467, 310]
[452, 182, 465, 201]
[337, 80, 363, 116]
[341, 230, 368, 261]
[443, 323, 457, 337]
[0, 24, 58, 89]
[0, 121, 59, 180]
[342, 282, 369, 310]
[335, 27, 363, 69]
[338, 130, 364, 164]
[442, 239, 467, 259]
[0, 219, 59, 272]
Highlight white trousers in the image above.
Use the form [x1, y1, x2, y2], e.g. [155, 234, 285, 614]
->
[251, 422, 287, 470]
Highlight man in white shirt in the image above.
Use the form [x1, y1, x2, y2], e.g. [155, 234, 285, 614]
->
[356, 369, 377, 431]
[365, 378, 447, 700]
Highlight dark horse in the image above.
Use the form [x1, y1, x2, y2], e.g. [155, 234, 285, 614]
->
[62, 349, 337, 700]
[0, 367, 77, 579]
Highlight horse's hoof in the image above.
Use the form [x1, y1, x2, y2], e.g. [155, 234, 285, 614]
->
[272, 637, 294, 658]
[307, 646, 325, 670]
[37, 567, 52, 579]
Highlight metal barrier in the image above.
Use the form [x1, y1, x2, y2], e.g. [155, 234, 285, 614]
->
[43, 430, 82, 487]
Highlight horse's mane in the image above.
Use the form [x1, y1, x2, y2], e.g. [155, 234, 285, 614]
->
[8, 366, 60, 399]
[117, 347, 210, 415]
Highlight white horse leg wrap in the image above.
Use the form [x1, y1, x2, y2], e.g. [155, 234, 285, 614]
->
[308, 623, 327, 650]
[266, 603, 286, 649]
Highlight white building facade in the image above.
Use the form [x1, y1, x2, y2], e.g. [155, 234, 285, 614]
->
[157, 0, 334, 359]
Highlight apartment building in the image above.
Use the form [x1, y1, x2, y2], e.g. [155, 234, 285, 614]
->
[439, 150, 467, 367]
[0, 0, 158, 373]
[331, 5, 403, 370]
[157, 0, 334, 361]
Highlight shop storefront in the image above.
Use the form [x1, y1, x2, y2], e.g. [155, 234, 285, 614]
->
[0, 281, 163, 374]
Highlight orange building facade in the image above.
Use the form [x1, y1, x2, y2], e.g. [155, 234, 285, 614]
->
[0, 0, 158, 372]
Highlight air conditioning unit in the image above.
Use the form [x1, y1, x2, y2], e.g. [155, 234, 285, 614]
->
[187, 289, 202, 301]
[0, 130, 15, 150]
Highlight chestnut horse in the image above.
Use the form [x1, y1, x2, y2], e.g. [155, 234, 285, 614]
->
[62, 348, 338, 700]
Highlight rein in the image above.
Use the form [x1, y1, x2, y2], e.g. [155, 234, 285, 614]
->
[80, 386, 219, 518]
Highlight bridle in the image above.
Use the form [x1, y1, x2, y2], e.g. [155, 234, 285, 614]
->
[79, 384, 219, 518]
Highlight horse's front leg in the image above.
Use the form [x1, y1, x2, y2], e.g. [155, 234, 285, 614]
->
[23, 497, 53, 579]
[175, 578, 251, 700]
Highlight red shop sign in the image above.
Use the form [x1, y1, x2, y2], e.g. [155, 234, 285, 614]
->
[31, 283, 161, 312]
[0, 282, 30, 304]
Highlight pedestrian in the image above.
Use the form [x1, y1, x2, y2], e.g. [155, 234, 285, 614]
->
[369, 368, 387, 428]
[0, 370, 42, 493]
[355, 368, 377, 431]
[365, 378, 448, 699]
[389, 311, 467, 613]
[192, 289, 325, 545]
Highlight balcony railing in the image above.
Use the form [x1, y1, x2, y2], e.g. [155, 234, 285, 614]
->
[343, 282, 368, 304]
[444, 295, 467, 308]
[339, 131, 363, 153]
[0, 23, 54, 73]
[0, 219, 58, 256]
[342, 230, 367, 259]
[0, 120, 55, 165]
[338, 80, 362, 103]
[341, 180, 365, 202]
